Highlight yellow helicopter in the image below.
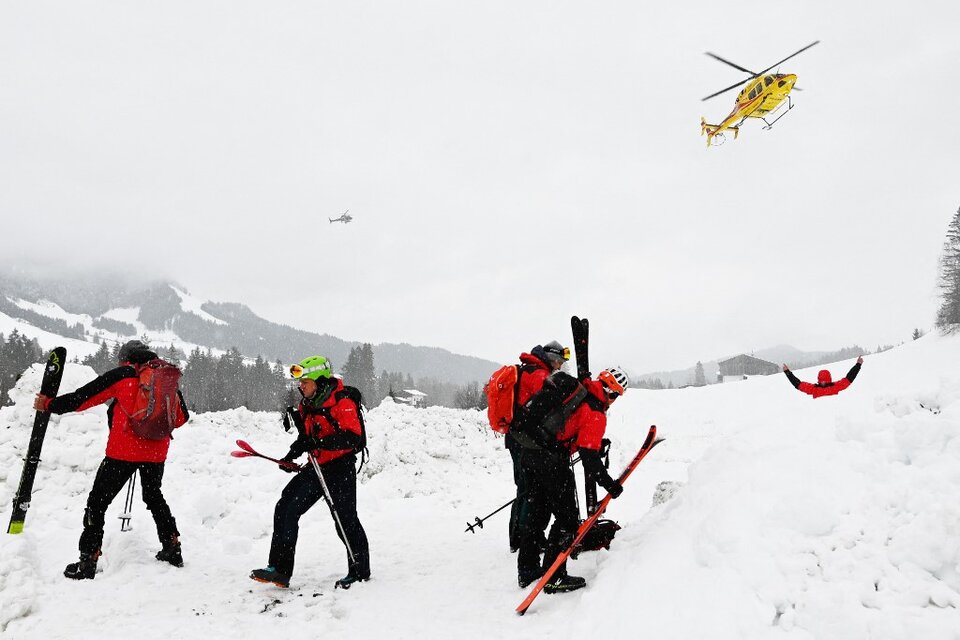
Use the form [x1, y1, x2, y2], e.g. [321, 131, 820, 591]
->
[700, 41, 819, 147]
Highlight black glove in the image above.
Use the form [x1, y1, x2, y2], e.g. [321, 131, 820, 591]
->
[279, 451, 299, 473]
[605, 481, 624, 499]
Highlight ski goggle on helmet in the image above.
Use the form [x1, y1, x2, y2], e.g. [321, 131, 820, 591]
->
[542, 341, 571, 364]
[598, 367, 629, 396]
[289, 356, 332, 381]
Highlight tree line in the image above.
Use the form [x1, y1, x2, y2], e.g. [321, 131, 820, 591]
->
[78, 339, 485, 413]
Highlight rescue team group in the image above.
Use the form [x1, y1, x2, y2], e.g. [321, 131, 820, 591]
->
[31, 338, 864, 594]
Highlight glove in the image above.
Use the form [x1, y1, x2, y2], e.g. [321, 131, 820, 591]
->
[279, 451, 299, 473]
[604, 481, 624, 499]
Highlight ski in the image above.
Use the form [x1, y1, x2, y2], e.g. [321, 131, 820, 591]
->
[571, 316, 599, 513]
[8, 347, 67, 534]
[570, 316, 589, 381]
[516, 425, 663, 615]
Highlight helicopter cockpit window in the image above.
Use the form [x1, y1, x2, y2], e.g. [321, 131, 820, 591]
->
[748, 86, 758, 99]
[764, 75, 774, 86]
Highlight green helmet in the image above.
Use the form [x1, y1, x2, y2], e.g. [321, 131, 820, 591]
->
[290, 355, 332, 381]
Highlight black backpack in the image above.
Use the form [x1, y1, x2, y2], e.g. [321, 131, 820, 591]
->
[510, 371, 589, 450]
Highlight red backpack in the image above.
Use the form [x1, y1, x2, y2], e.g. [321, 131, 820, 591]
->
[485, 365, 522, 434]
[123, 359, 187, 440]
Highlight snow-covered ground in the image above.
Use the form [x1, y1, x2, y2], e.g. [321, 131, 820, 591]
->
[1, 333, 958, 639]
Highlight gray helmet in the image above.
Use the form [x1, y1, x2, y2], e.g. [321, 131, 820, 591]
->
[541, 340, 570, 366]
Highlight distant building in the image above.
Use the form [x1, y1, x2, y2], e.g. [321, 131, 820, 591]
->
[394, 389, 427, 407]
[717, 354, 779, 383]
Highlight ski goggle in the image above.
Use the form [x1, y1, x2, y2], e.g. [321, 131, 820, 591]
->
[289, 363, 330, 379]
[545, 346, 571, 361]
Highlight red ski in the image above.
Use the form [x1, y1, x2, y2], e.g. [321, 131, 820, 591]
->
[231, 440, 301, 470]
[516, 425, 663, 615]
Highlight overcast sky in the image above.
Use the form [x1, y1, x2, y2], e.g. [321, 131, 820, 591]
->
[2, 1, 958, 373]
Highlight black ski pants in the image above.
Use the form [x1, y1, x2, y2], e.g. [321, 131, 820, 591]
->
[516, 448, 579, 581]
[507, 439, 525, 551]
[79, 457, 179, 557]
[269, 454, 370, 579]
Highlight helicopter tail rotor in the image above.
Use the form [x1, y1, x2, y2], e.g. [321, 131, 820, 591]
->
[701, 117, 720, 147]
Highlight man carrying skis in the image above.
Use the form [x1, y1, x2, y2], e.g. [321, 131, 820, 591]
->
[516, 366, 628, 594]
[33, 340, 189, 580]
[250, 355, 370, 589]
[506, 341, 569, 552]
[782, 356, 863, 398]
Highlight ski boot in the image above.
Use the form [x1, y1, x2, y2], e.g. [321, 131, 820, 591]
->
[518, 569, 543, 589]
[543, 573, 586, 594]
[250, 566, 290, 588]
[155, 537, 184, 568]
[64, 552, 99, 580]
[335, 572, 369, 589]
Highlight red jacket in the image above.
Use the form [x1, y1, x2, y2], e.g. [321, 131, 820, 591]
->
[49, 366, 188, 463]
[516, 352, 552, 406]
[555, 378, 609, 452]
[298, 378, 363, 465]
[785, 362, 862, 399]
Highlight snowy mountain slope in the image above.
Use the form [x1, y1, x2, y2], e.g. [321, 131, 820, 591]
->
[0, 333, 958, 639]
[0, 274, 500, 384]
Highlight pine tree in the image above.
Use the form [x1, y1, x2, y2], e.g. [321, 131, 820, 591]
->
[936, 207, 960, 330]
[82, 341, 114, 374]
[357, 344, 377, 408]
[0, 330, 44, 406]
[694, 361, 707, 387]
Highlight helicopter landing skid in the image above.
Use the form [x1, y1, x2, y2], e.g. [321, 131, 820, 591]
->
[762, 96, 794, 130]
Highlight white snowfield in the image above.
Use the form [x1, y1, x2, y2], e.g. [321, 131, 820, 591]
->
[1, 334, 959, 639]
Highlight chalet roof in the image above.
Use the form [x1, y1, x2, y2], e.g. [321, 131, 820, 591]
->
[717, 354, 776, 367]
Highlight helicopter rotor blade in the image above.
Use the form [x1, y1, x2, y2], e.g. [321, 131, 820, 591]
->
[704, 52, 757, 75]
[701, 40, 818, 102]
[755, 40, 820, 78]
[702, 77, 754, 102]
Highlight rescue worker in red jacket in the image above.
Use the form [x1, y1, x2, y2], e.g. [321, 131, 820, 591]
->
[34, 340, 189, 580]
[507, 341, 569, 551]
[250, 355, 370, 590]
[782, 356, 863, 398]
[516, 366, 627, 594]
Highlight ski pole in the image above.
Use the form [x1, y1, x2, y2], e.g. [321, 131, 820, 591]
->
[465, 493, 525, 533]
[119, 473, 136, 532]
[308, 454, 356, 565]
[466, 455, 585, 534]
[231, 440, 301, 470]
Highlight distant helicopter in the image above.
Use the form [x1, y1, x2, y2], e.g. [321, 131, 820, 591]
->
[329, 210, 352, 224]
[700, 41, 819, 147]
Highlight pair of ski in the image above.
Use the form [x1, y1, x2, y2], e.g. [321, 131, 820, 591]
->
[516, 424, 662, 615]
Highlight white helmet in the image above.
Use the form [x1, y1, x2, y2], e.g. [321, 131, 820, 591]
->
[598, 366, 629, 395]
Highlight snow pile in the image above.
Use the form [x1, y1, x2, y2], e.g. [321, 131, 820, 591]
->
[569, 333, 960, 639]
[0, 367, 512, 637]
[1, 335, 959, 638]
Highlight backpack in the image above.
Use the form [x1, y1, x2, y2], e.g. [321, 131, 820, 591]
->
[509, 371, 589, 450]
[319, 385, 369, 470]
[485, 364, 523, 434]
[124, 358, 187, 441]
